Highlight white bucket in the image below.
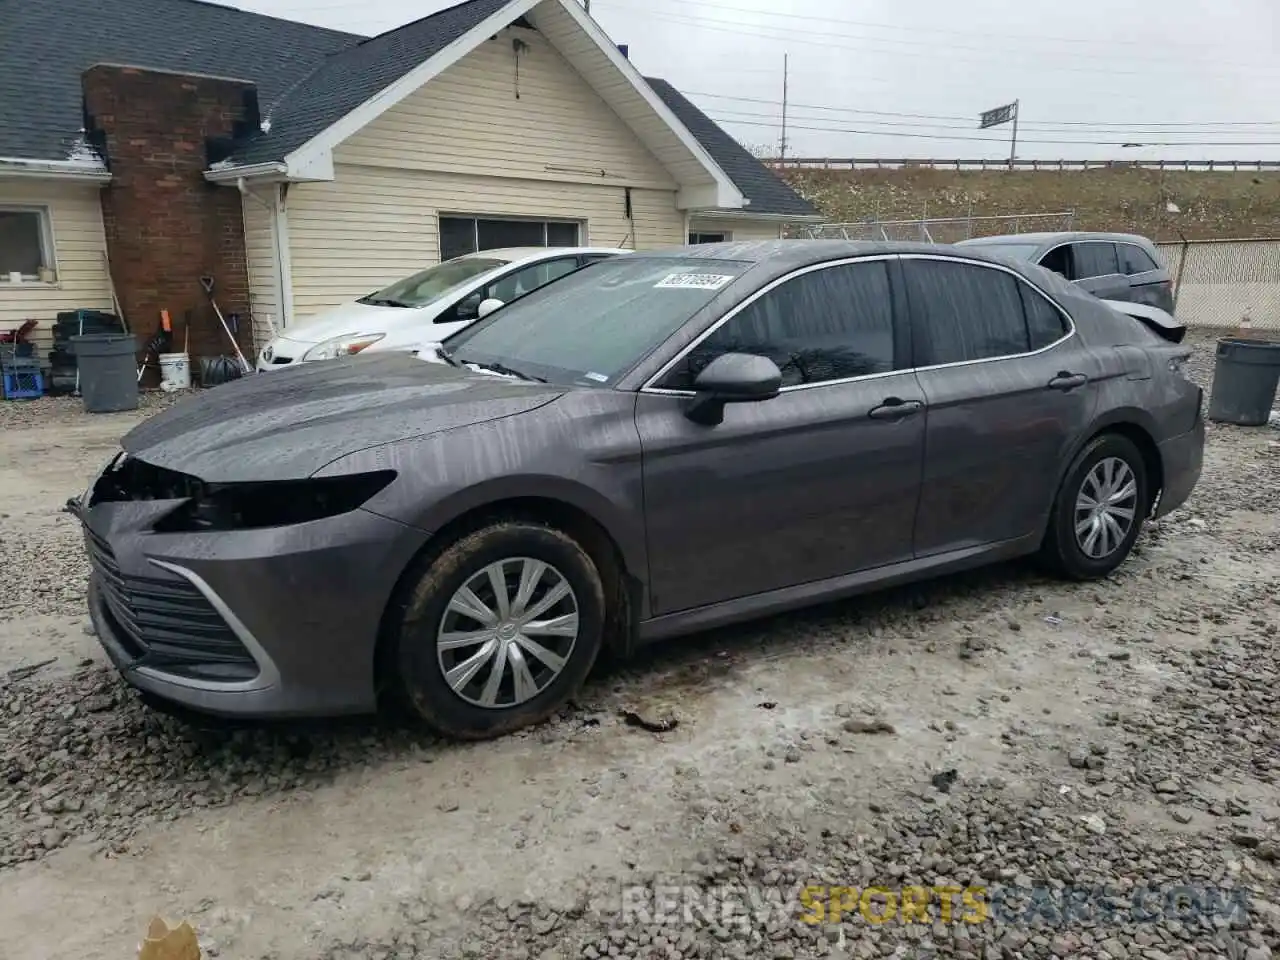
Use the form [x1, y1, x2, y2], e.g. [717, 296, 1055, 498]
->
[158, 352, 191, 392]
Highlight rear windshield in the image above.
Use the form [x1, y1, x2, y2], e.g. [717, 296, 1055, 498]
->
[443, 256, 752, 386]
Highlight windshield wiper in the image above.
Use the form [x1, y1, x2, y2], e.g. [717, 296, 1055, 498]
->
[360, 296, 413, 308]
[465, 359, 546, 383]
[433, 344, 460, 367]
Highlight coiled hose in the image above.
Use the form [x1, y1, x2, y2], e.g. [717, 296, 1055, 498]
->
[199, 356, 245, 387]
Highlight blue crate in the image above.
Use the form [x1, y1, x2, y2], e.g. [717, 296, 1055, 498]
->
[2, 358, 43, 400]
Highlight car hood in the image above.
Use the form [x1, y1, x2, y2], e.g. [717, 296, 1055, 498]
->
[283, 299, 441, 345]
[122, 353, 565, 482]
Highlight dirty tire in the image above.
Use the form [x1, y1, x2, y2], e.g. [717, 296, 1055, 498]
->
[390, 521, 606, 741]
[1040, 431, 1149, 580]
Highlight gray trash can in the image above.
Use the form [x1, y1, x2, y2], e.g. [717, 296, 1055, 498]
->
[1207, 336, 1280, 426]
[72, 333, 139, 413]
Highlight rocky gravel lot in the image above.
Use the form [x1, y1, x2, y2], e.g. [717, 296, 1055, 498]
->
[1, 334, 1278, 960]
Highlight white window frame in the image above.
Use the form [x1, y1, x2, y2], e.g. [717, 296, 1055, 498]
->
[688, 230, 731, 244]
[0, 205, 57, 284]
[438, 213, 583, 259]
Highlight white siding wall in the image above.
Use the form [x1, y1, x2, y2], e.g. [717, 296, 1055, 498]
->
[286, 25, 686, 323]
[689, 218, 783, 242]
[0, 181, 112, 358]
[240, 186, 280, 351]
[337, 26, 677, 191]
[288, 165, 680, 320]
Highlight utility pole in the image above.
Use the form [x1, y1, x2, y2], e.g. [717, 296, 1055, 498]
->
[1008, 99, 1019, 170]
[779, 53, 789, 161]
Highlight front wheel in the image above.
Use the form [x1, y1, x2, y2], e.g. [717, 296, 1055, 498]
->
[1040, 432, 1150, 580]
[390, 521, 606, 740]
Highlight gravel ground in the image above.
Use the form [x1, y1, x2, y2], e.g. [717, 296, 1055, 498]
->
[1, 336, 1278, 960]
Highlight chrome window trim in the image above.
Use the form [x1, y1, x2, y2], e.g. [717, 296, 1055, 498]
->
[639, 254, 900, 396]
[897, 253, 1076, 374]
[640, 252, 1077, 398]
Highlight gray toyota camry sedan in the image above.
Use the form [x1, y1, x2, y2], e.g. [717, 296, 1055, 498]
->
[72, 240, 1204, 740]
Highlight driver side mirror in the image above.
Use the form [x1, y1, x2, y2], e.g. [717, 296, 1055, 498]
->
[683, 352, 782, 425]
[477, 297, 505, 320]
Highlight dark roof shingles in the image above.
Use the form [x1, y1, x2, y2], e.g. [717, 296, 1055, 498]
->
[0, 0, 358, 161]
[232, 0, 513, 165]
[4, 0, 818, 219]
[644, 77, 818, 218]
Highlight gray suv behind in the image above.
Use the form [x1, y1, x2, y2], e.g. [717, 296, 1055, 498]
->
[956, 231, 1174, 314]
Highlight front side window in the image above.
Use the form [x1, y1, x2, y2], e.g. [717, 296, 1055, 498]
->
[662, 260, 896, 390]
[904, 259, 1031, 365]
[359, 257, 508, 310]
[1072, 242, 1120, 278]
[1118, 243, 1160, 275]
[444, 256, 752, 386]
[0, 207, 50, 280]
[1038, 245, 1074, 279]
[486, 258, 581, 302]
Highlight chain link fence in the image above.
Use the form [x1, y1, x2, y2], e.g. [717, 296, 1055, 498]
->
[1159, 238, 1280, 332]
[801, 211, 1075, 244]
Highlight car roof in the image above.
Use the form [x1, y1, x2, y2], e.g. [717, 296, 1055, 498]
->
[956, 231, 1156, 248]
[620, 238, 1010, 266]
[454, 247, 629, 263]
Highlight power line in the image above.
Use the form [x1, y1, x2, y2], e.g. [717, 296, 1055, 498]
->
[605, 0, 1215, 55]
[697, 100, 1280, 137]
[597, 3, 1280, 79]
[705, 114, 1280, 147]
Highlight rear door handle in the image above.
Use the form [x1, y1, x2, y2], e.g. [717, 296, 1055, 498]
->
[868, 397, 924, 420]
[1048, 372, 1088, 391]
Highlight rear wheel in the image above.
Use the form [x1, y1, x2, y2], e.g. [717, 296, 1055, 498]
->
[1040, 432, 1149, 580]
[390, 521, 606, 740]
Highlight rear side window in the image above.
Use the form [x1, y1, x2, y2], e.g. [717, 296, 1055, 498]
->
[665, 260, 896, 390]
[1118, 243, 1160, 275]
[1019, 283, 1070, 350]
[1073, 242, 1120, 278]
[903, 259, 1029, 365]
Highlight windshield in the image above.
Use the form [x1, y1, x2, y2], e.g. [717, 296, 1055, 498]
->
[963, 241, 1043, 261]
[442, 256, 751, 386]
[358, 257, 508, 309]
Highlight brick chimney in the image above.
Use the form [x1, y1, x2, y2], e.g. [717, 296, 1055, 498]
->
[82, 65, 257, 367]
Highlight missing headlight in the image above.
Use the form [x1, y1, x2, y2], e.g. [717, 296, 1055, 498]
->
[152, 471, 397, 533]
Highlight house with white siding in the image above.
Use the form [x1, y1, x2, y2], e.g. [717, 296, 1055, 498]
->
[1, 0, 820, 372]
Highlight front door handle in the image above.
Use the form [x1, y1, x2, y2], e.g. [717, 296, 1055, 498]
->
[868, 397, 924, 420]
[1048, 371, 1088, 391]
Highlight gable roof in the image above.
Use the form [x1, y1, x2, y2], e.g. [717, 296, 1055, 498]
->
[3, 0, 815, 218]
[644, 79, 818, 218]
[232, 0, 512, 166]
[0, 0, 357, 163]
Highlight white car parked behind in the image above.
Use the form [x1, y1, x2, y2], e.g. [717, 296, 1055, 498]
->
[257, 246, 627, 371]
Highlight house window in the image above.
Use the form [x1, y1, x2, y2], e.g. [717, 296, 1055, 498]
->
[0, 207, 53, 282]
[439, 216, 581, 261]
[689, 231, 729, 244]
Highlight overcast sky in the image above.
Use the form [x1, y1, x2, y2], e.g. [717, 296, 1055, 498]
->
[219, 0, 1280, 163]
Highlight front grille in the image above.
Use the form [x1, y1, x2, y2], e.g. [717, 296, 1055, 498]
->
[87, 530, 259, 683]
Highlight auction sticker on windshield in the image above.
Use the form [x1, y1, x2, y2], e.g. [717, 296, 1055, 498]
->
[654, 273, 735, 290]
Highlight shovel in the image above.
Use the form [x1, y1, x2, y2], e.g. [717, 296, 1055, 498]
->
[199, 276, 252, 375]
